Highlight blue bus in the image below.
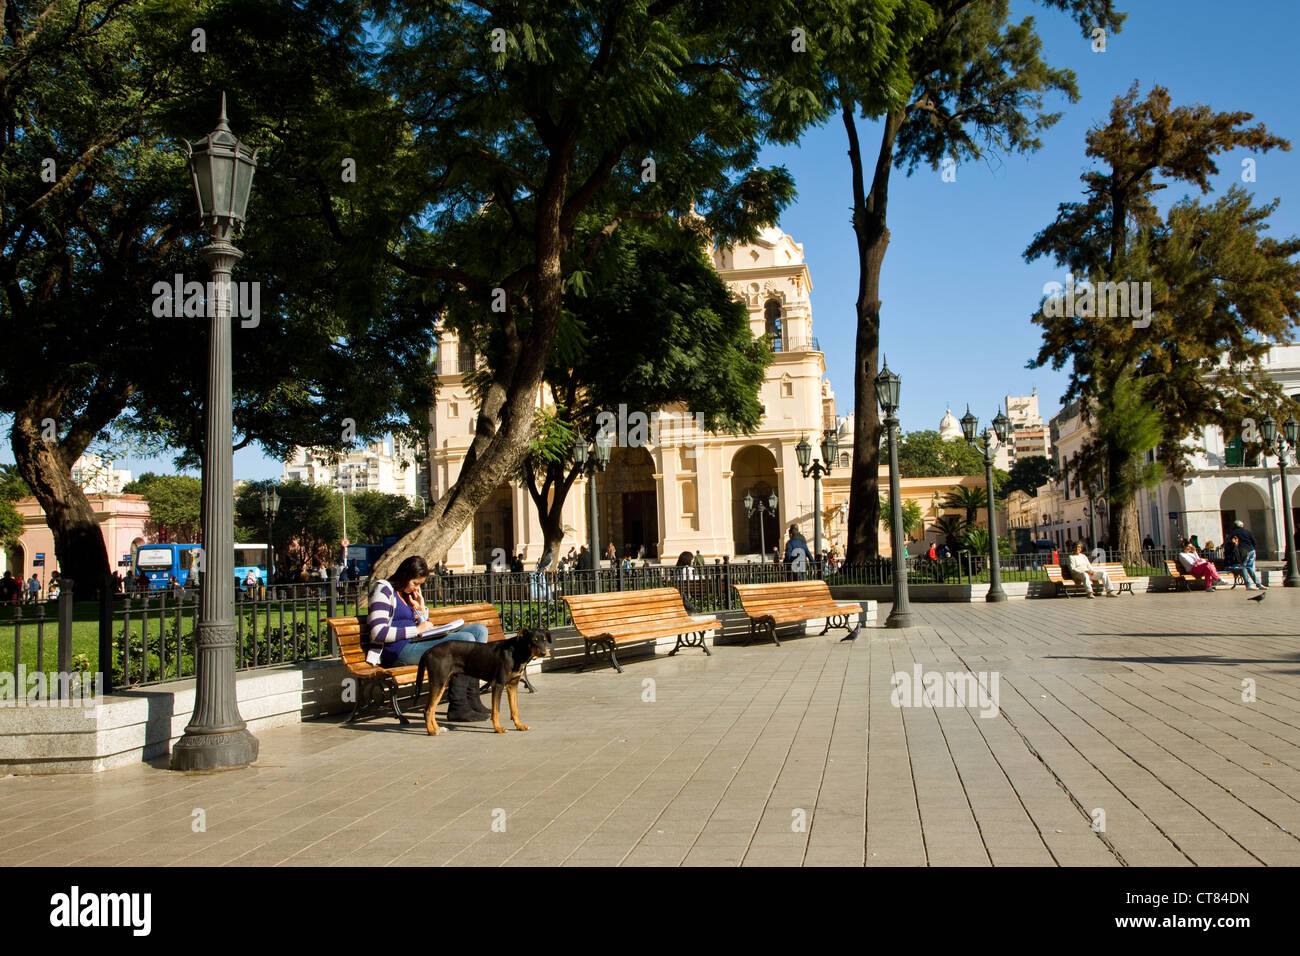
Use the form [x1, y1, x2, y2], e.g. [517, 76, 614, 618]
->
[133, 543, 269, 591]
[343, 543, 387, 580]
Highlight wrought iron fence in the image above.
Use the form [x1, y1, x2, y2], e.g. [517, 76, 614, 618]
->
[111, 579, 366, 688]
[0, 550, 1220, 693]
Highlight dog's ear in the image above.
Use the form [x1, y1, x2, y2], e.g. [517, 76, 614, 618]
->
[543, 628, 552, 644]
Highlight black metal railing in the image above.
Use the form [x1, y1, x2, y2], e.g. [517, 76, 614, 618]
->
[110, 578, 366, 688]
[0, 549, 1252, 693]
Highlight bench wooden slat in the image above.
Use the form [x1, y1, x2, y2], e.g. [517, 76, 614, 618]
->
[561, 588, 717, 672]
[732, 581, 861, 645]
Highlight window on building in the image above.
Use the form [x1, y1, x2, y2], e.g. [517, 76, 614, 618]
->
[456, 337, 474, 373]
[764, 299, 783, 352]
[448, 402, 459, 418]
[781, 378, 793, 398]
[681, 480, 699, 531]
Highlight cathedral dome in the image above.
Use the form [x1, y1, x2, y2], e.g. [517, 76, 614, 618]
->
[939, 408, 962, 441]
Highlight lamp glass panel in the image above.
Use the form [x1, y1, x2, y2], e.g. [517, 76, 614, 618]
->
[1284, 417, 1300, 447]
[232, 155, 256, 220]
[1259, 414, 1277, 445]
[743, 491, 753, 514]
[191, 158, 214, 217]
[211, 154, 234, 217]
[795, 437, 811, 468]
[993, 411, 1010, 443]
[960, 408, 977, 442]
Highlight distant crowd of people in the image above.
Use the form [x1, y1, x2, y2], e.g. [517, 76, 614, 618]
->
[0, 570, 58, 604]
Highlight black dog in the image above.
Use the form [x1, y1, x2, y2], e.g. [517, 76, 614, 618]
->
[413, 628, 552, 735]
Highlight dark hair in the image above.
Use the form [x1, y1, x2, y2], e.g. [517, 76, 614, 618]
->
[391, 556, 429, 591]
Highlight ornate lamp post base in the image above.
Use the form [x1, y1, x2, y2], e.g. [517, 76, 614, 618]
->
[170, 621, 259, 771]
[170, 729, 259, 771]
[885, 607, 915, 628]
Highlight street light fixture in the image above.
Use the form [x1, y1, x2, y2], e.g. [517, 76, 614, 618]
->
[574, 429, 614, 590]
[875, 359, 911, 628]
[260, 487, 280, 591]
[171, 95, 259, 771]
[960, 404, 1009, 603]
[795, 429, 838, 569]
[1259, 413, 1300, 587]
[743, 489, 780, 563]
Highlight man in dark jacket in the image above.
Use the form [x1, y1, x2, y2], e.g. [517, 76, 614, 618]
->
[784, 525, 811, 580]
[1230, 521, 1265, 589]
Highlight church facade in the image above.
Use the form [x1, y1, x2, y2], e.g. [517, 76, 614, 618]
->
[428, 225, 842, 568]
[426, 225, 983, 569]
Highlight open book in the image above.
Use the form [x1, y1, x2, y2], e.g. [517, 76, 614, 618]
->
[365, 619, 467, 665]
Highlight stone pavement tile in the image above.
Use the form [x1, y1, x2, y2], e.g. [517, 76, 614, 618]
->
[739, 848, 804, 867]
[681, 848, 745, 867]
[622, 846, 690, 866]
[562, 846, 631, 866]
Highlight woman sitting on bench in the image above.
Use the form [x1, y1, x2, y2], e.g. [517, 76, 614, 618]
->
[368, 556, 491, 722]
[1175, 541, 1222, 591]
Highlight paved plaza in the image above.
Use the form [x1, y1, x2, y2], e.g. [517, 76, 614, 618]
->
[1, 589, 1298, 867]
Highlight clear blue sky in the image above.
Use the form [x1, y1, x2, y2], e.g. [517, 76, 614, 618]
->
[9, 0, 1299, 481]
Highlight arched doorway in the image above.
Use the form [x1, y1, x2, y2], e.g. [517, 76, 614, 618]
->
[599, 446, 659, 560]
[5, 542, 24, 579]
[764, 299, 783, 352]
[473, 484, 514, 567]
[731, 445, 779, 557]
[1219, 482, 1274, 555]
[1166, 485, 1185, 544]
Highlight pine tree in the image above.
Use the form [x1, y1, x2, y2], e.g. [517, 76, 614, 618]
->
[1028, 83, 1300, 551]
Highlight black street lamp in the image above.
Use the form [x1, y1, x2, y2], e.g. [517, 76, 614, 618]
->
[260, 487, 280, 589]
[796, 429, 838, 567]
[171, 95, 259, 771]
[742, 489, 779, 563]
[875, 359, 912, 628]
[1259, 413, 1300, 588]
[574, 429, 614, 590]
[961, 405, 1010, 603]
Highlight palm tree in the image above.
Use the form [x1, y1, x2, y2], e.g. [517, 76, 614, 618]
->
[941, 485, 987, 526]
[930, 515, 966, 554]
[963, 525, 990, 555]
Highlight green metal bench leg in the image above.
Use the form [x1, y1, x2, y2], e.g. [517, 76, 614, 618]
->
[387, 678, 410, 726]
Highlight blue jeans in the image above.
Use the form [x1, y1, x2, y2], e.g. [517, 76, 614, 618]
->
[392, 623, 489, 666]
[1240, 549, 1263, 588]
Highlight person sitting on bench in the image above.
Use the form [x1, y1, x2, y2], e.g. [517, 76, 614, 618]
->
[1176, 541, 1222, 591]
[367, 556, 491, 721]
[1065, 542, 1117, 597]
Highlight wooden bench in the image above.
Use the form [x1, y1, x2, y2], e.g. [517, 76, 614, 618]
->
[1044, 565, 1092, 597]
[732, 581, 863, 645]
[561, 588, 719, 673]
[1097, 562, 1137, 596]
[1165, 560, 1212, 592]
[326, 603, 510, 725]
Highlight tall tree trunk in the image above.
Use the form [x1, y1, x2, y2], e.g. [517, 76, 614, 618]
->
[1104, 444, 1142, 553]
[523, 458, 579, 566]
[371, 150, 573, 583]
[844, 105, 904, 563]
[10, 407, 110, 596]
